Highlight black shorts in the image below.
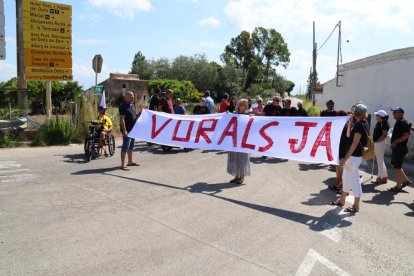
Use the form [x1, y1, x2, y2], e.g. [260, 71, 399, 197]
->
[391, 146, 408, 169]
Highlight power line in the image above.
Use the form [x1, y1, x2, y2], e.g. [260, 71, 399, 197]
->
[317, 23, 339, 52]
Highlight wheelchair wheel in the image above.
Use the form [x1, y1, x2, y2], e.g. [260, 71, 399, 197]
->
[108, 134, 115, 156]
[84, 140, 93, 162]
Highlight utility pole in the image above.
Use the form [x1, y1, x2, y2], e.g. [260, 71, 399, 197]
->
[16, 0, 28, 111]
[336, 20, 342, 87]
[312, 21, 317, 106]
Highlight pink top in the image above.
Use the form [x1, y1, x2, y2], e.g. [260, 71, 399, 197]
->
[252, 106, 264, 115]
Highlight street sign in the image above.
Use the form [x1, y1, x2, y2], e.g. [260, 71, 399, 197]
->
[26, 67, 72, 75]
[23, 0, 72, 80]
[0, 27, 4, 39]
[92, 54, 103, 73]
[92, 85, 104, 95]
[25, 73, 73, 81]
[24, 48, 72, 68]
[23, 29, 71, 44]
[23, 0, 72, 17]
[0, 14, 4, 27]
[0, 0, 4, 14]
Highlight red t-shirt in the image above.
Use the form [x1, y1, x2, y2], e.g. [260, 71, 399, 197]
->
[219, 100, 229, 113]
[160, 98, 174, 114]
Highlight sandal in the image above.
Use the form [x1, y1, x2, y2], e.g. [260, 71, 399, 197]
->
[236, 177, 244, 184]
[402, 180, 412, 188]
[329, 200, 343, 207]
[328, 184, 342, 191]
[120, 166, 130, 171]
[127, 162, 140, 166]
[387, 186, 402, 193]
[344, 206, 359, 213]
[229, 177, 239, 183]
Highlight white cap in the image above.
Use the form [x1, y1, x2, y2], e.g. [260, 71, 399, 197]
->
[374, 110, 388, 117]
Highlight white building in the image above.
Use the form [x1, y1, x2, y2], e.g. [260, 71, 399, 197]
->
[316, 47, 414, 159]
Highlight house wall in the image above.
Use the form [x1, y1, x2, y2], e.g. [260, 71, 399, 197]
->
[316, 47, 414, 159]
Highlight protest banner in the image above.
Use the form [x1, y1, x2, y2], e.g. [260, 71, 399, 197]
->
[129, 109, 350, 165]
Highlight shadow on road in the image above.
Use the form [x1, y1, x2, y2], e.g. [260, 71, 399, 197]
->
[298, 163, 331, 172]
[250, 157, 288, 164]
[61, 153, 88, 164]
[103, 173, 352, 232]
[72, 166, 120, 175]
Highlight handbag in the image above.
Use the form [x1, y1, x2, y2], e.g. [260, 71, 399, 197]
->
[360, 123, 375, 160]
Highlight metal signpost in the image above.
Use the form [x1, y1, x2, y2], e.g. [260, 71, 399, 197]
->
[0, 0, 5, 60]
[92, 54, 103, 86]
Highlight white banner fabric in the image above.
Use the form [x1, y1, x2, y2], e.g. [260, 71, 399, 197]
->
[129, 109, 350, 165]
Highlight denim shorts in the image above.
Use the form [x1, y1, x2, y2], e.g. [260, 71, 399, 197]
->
[121, 137, 135, 152]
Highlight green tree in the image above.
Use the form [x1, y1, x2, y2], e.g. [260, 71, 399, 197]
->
[221, 27, 291, 92]
[251, 27, 290, 77]
[130, 51, 154, 80]
[221, 30, 255, 91]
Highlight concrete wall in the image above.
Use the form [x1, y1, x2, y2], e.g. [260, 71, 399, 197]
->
[316, 47, 414, 159]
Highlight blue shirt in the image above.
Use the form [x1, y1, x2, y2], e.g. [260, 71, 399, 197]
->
[173, 105, 186, 115]
[205, 96, 214, 114]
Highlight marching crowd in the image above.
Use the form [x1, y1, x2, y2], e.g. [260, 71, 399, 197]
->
[110, 88, 412, 214]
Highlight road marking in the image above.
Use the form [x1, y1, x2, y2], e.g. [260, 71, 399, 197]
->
[0, 169, 31, 173]
[0, 161, 23, 169]
[296, 249, 350, 276]
[0, 161, 37, 183]
[320, 222, 342, 242]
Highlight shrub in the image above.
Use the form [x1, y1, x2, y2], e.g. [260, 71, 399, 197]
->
[0, 130, 19, 148]
[32, 117, 78, 146]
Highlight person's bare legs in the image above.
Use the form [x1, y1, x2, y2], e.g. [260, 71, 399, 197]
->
[121, 151, 127, 168]
[127, 150, 134, 165]
[353, 196, 361, 211]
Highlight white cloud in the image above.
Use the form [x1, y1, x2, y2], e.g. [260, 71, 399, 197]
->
[79, 13, 104, 26]
[77, 39, 109, 46]
[0, 62, 16, 82]
[224, 0, 414, 35]
[198, 17, 220, 27]
[87, 0, 151, 20]
[197, 41, 219, 49]
[73, 62, 126, 89]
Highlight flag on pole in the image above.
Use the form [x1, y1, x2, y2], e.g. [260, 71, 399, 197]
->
[98, 89, 106, 108]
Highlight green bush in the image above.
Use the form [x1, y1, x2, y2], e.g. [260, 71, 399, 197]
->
[32, 117, 79, 146]
[149, 79, 203, 102]
[0, 131, 19, 148]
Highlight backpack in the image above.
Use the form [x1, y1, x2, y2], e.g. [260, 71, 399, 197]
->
[360, 123, 375, 160]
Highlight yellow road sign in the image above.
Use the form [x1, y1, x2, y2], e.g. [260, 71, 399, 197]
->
[24, 48, 72, 68]
[25, 67, 72, 75]
[24, 30, 71, 46]
[24, 42, 71, 51]
[23, 21, 71, 35]
[23, 15, 71, 29]
[23, 0, 72, 17]
[25, 73, 73, 81]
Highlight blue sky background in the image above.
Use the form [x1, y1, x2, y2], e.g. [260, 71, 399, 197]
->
[1, 0, 414, 94]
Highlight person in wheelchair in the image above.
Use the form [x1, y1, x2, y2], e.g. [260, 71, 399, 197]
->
[96, 105, 113, 154]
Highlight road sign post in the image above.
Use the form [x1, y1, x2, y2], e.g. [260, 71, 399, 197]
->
[92, 54, 103, 86]
[1, 1, 6, 60]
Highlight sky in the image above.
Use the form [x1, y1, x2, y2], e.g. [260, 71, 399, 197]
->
[1, 0, 414, 94]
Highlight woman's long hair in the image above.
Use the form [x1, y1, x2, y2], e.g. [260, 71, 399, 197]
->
[235, 99, 248, 114]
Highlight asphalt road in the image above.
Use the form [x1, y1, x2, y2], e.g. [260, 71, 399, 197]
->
[0, 140, 413, 275]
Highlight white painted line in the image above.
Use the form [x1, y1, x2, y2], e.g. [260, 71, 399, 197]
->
[320, 222, 342, 242]
[0, 173, 37, 183]
[0, 169, 31, 174]
[0, 161, 23, 169]
[296, 249, 350, 276]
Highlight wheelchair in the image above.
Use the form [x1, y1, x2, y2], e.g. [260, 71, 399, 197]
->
[84, 120, 115, 162]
